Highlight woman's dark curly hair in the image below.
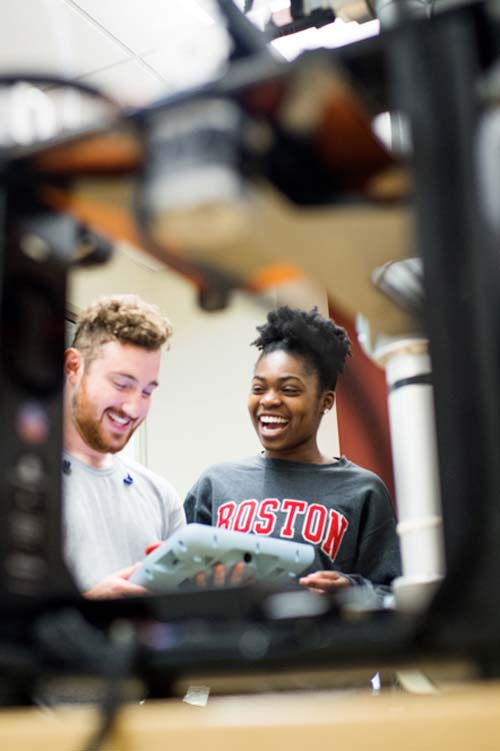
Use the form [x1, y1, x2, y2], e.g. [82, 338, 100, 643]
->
[251, 306, 351, 391]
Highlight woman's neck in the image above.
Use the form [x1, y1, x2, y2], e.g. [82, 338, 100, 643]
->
[263, 445, 331, 465]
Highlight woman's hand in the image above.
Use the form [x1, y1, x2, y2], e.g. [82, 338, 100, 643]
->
[299, 570, 352, 594]
[194, 561, 249, 587]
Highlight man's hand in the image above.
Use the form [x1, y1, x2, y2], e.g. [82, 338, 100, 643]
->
[83, 562, 147, 600]
[299, 570, 352, 594]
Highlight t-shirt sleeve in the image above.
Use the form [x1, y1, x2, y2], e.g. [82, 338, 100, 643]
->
[161, 481, 186, 538]
[184, 475, 213, 525]
[351, 479, 402, 587]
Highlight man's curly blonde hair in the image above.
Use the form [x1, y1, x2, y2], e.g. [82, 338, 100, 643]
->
[72, 294, 173, 365]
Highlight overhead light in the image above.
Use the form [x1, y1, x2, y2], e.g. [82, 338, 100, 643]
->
[372, 111, 392, 149]
[271, 16, 379, 59]
[269, 0, 291, 9]
[271, 27, 319, 60]
[315, 17, 379, 46]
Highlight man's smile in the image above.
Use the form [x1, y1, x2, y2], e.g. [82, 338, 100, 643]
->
[105, 409, 134, 432]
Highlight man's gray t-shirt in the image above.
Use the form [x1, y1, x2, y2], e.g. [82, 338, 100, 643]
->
[63, 451, 185, 591]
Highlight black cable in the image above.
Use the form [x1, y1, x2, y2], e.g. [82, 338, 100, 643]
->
[291, 0, 305, 19]
[36, 609, 137, 751]
[215, 0, 272, 59]
[82, 620, 136, 751]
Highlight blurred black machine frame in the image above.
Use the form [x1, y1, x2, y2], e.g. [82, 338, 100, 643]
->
[0, 0, 500, 701]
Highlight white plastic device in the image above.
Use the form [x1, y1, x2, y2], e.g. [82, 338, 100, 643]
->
[130, 523, 315, 593]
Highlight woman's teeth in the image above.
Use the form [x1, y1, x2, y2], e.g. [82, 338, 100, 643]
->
[259, 416, 288, 425]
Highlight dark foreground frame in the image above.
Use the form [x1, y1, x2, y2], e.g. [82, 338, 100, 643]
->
[0, 0, 499, 703]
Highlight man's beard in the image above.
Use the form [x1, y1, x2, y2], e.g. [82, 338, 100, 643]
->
[71, 382, 137, 454]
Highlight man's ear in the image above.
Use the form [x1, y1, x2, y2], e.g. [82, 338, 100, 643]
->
[64, 348, 83, 382]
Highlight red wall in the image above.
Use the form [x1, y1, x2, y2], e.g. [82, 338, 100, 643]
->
[329, 302, 396, 504]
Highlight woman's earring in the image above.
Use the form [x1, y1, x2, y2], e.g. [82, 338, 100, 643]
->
[323, 408, 330, 415]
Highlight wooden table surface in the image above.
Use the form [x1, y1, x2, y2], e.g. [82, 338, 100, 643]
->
[0, 677, 499, 751]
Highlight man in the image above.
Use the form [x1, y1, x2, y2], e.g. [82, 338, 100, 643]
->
[63, 294, 185, 599]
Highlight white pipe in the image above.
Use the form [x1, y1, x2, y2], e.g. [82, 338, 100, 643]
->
[375, 337, 445, 613]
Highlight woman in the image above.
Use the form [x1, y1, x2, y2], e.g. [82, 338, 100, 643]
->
[184, 306, 401, 594]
